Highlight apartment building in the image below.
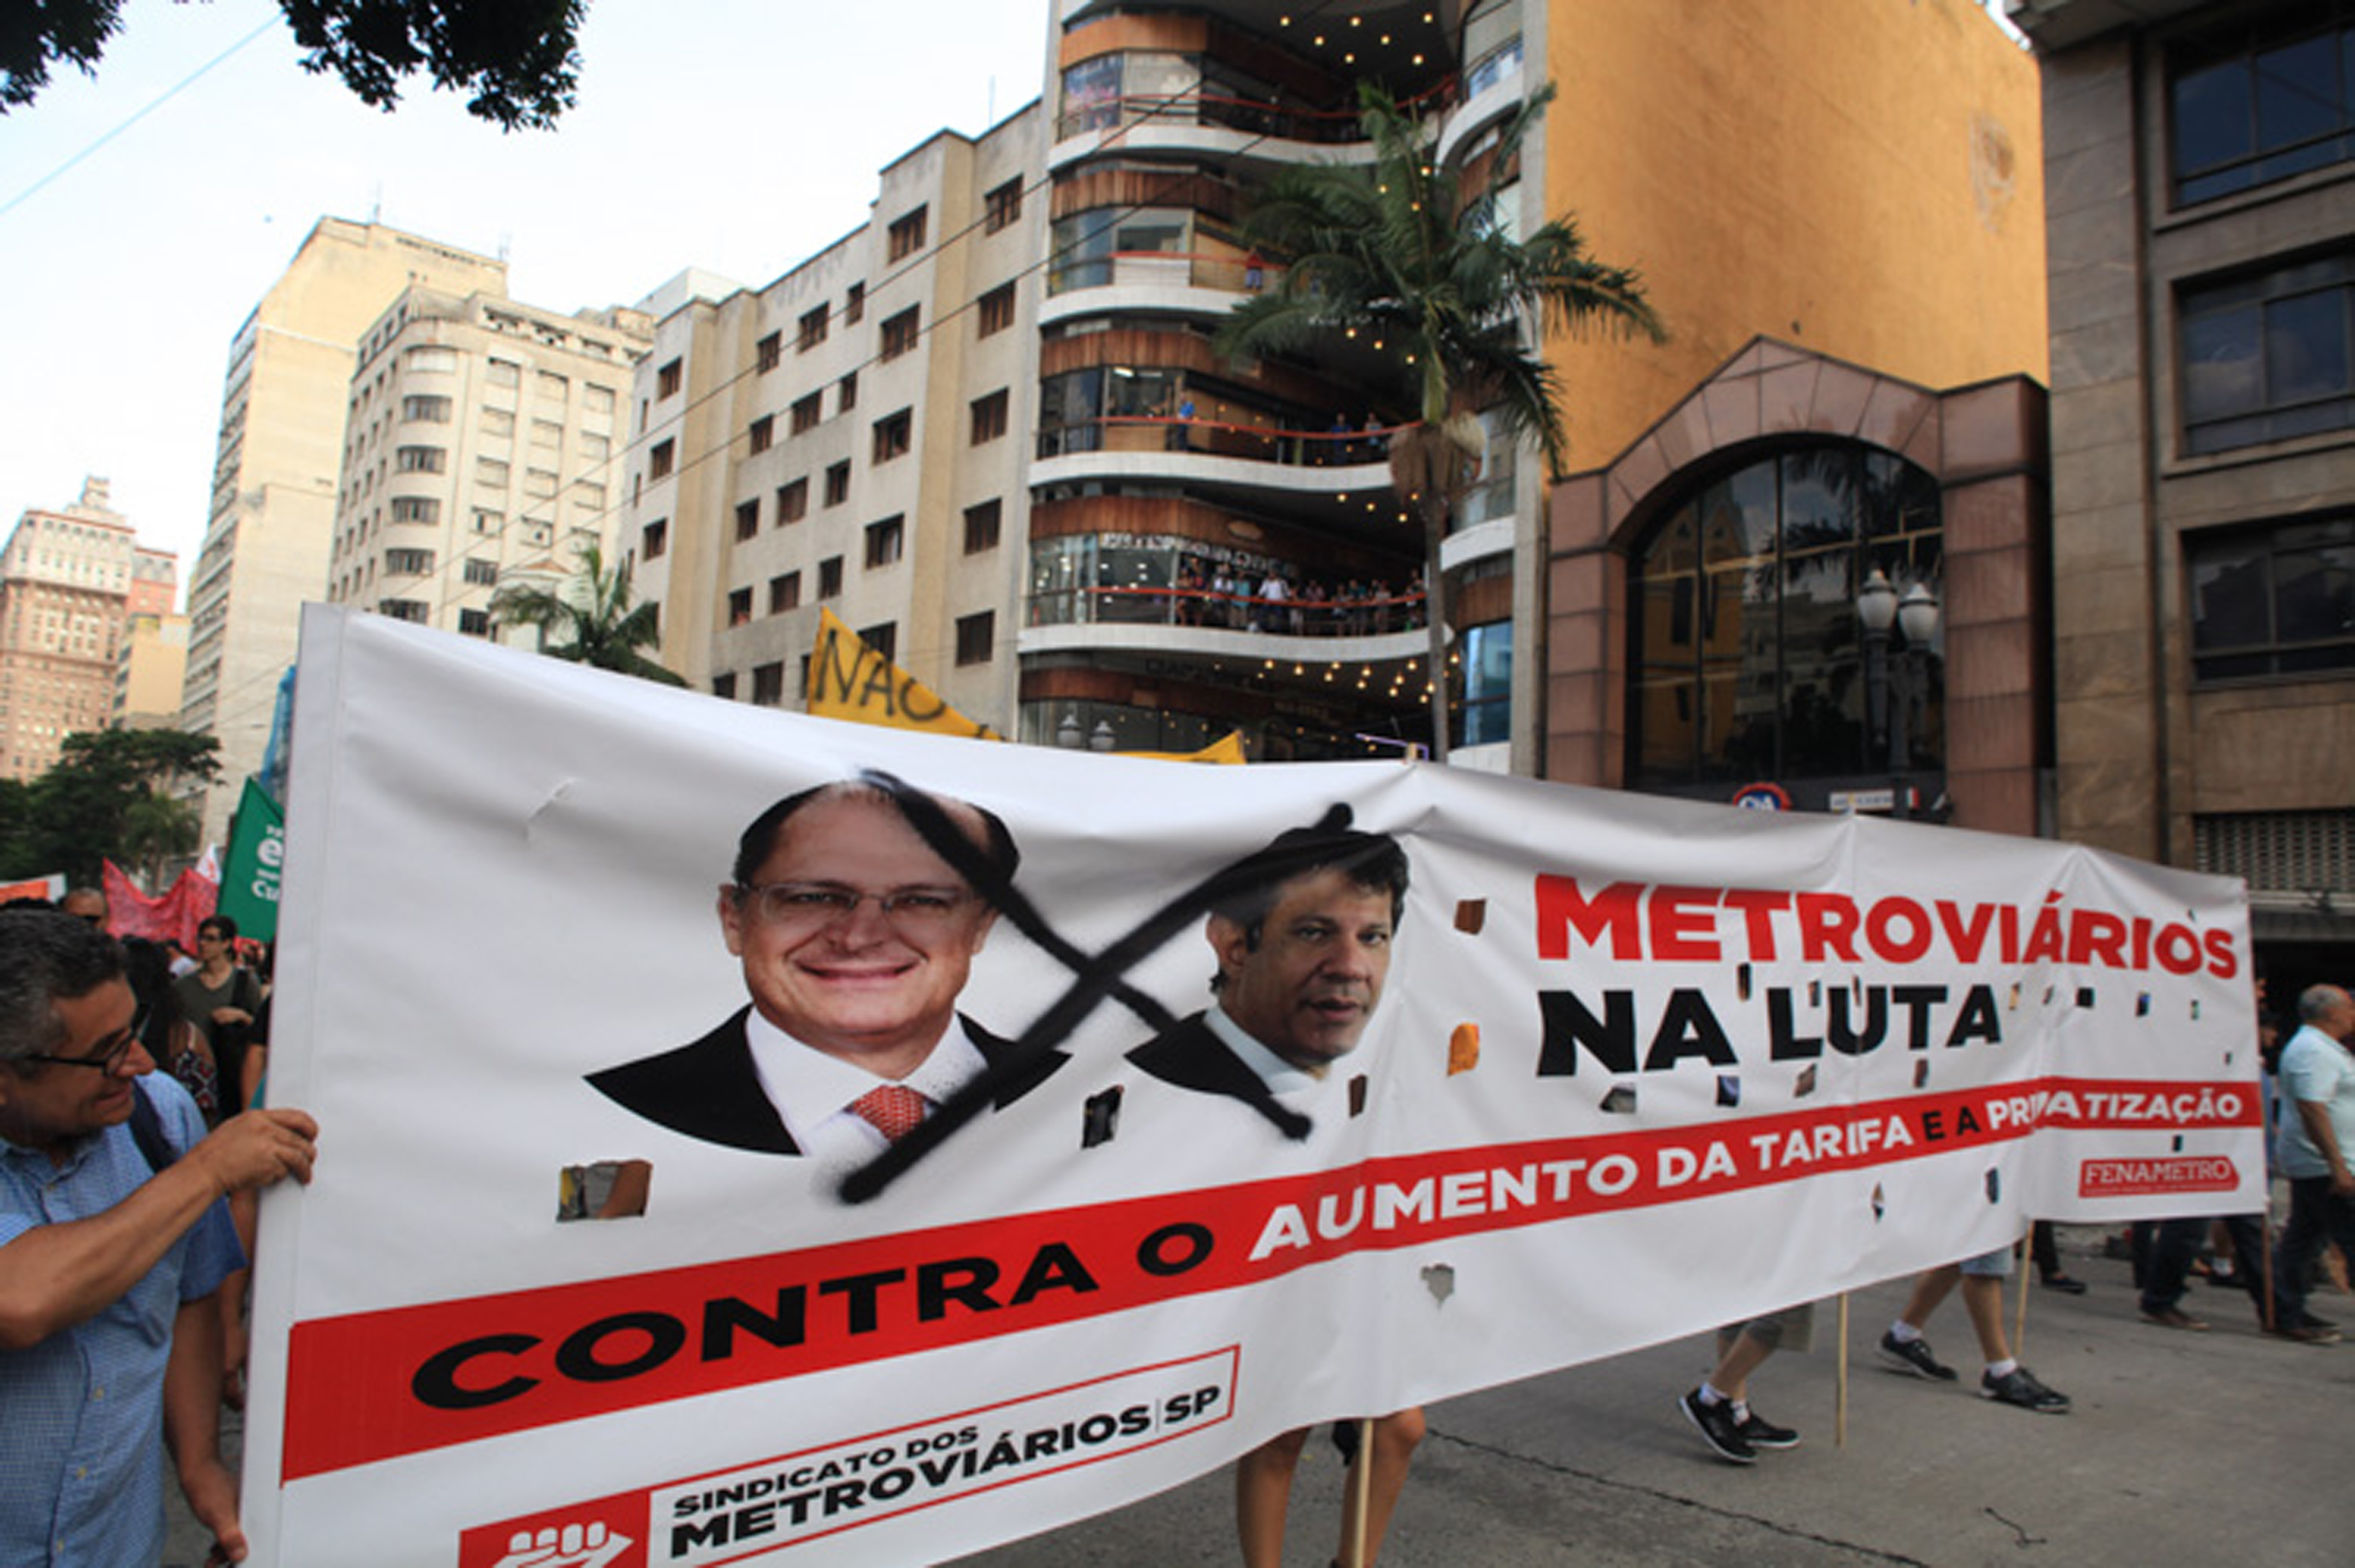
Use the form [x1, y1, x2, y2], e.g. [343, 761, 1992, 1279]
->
[182, 218, 508, 842]
[634, 2, 2045, 799]
[0, 478, 152, 780]
[628, 105, 1042, 728]
[324, 287, 653, 639]
[2011, 0, 2355, 983]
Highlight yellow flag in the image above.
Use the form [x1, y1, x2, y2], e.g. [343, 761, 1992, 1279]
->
[805, 608, 1000, 740]
[1123, 731, 1248, 764]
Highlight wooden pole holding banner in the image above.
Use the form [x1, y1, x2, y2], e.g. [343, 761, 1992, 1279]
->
[2013, 1238, 2032, 1356]
[1834, 1293, 1849, 1448]
[1343, 1417, 1374, 1566]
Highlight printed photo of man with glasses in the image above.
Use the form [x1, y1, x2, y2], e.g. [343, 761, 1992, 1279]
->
[587, 774, 1064, 1170]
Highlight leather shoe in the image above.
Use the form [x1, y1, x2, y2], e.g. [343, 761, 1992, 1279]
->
[2039, 1273, 2088, 1295]
[2140, 1305, 2208, 1331]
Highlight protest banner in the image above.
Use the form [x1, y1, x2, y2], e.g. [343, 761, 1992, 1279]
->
[243, 608, 2259, 1566]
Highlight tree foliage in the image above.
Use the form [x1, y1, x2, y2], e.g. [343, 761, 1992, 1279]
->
[490, 538, 686, 687]
[2, 0, 588, 130]
[0, 728, 221, 886]
[1215, 81, 1663, 759]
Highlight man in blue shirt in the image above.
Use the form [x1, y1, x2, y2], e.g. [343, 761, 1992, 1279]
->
[0, 910, 318, 1565]
[2271, 982, 2355, 1344]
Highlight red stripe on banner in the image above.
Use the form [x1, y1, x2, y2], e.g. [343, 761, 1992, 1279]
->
[283, 1075, 2255, 1480]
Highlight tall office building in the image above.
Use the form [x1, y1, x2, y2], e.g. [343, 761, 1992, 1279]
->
[182, 218, 508, 842]
[0, 478, 151, 781]
[324, 287, 653, 639]
[2011, 0, 2354, 981]
[634, 2, 2046, 816]
[628, 107, 1043, 725]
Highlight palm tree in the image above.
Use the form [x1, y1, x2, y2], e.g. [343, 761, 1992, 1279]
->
[1215, 81, 1663, 761]
[488, 538, 686, 686]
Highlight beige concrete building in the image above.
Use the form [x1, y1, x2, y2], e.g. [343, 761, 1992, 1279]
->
[0, 478, 145, 780]
[182, 218, 507, 841]
[627, 105, 1042, 728]
[2014, 0, 2354, 984]
[116, 609, 190, 731]
[324, 287, 652, 640]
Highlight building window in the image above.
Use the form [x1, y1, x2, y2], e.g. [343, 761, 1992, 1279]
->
[752, 661, 785, 706]
[818, 556, 844, 599]
[845, 282, 865, 325]
[379, 598, 429, 623]
[580, 431, 610, 459]
[872, 409, 912, 464]
[643, 519, 668, 560]
[487, 359, 521, 388]
[585, 384, 616, 413]
[2171, 8, 2355, 205]
[866, 514, 906, 569]
[728, 587, 753, 627]
[756, 332, 782, 373]
[406, 345, 459, 374]
[799, 306, 829, 351]
[887, 206, 927, 261]
[824, 461, 851, 506]
[777, 478, 808, 523]
[838, 372, 858, 413]
[657, 358, 683, 398]
[396, 445, 447, 474]
[791, 393, 822, 434]
[984, 178, 1023, 234]
[477, 457, 510, 488]
[2181, 253, 2355, 456]
[474, 508, 505, 535]
[977, 282, 1016, 337]
[481, 407, 516, 438]
[649, 439, 676, 480]
[538, 371, 568, 401]
[736, 499, 761, 541]
[532, 419, 564, 451]
[713, 671, 738, 700]
[769, 571, 802, 613]
[384, 548, 434, 575]
[963, 499, 1002, 554]
[463, 558, 499, 586]
[956, 610, 995, 665]
[970, 389, 1009, 444]
[1629, 442, 1944, 791]
[389, 496, 441, 524]
[2188, 515, 2355, 681]
[402, 394, 451, 423]
[881, 307, 921, 361]
[859, 621, 897, 661]
[459, 608, 490, 637]
[524, 468, 558, 499]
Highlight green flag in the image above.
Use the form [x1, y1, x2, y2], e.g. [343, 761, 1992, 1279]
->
[217, 776, 287, 941]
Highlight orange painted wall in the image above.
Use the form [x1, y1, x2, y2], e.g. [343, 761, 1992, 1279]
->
[1541, 0, 2048, 468]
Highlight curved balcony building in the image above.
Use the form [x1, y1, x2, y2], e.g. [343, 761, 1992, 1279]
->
[1023, 1, 1521, 761]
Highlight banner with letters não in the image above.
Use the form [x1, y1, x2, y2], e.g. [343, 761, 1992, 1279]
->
[242, 608, 2259, 1566]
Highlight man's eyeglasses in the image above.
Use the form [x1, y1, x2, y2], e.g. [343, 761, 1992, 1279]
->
[738, 882, 973, 935]
[20, 1027, 139, 1075]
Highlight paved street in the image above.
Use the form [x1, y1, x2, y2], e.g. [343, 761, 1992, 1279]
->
[171, 1230, 2350, 1566]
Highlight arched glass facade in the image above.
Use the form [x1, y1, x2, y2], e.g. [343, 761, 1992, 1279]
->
[1630, 442, 1944, 791]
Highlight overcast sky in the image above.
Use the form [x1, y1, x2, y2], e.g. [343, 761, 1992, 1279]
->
[0, 0, 1053, 588]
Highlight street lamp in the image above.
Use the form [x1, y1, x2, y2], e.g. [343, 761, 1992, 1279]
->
[1856, 568, 1939, 816]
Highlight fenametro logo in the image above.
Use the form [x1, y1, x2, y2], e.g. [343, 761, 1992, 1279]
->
[2077, 1156, 2237, 1197]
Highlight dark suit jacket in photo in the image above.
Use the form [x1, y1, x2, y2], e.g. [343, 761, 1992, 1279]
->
[588, 1005, 1065, 1155]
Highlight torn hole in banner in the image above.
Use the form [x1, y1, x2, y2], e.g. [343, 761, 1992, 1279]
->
[1422, 1264, 1455, 1304]
[1349, 1074, 1370, 1117]
[1453, 898, 1485, 935]
[1914, 1059, 1931, 1090]
[1871, 1182, 1886, 1222]
[1984, 1168, 2000, 1204]
[555, 1159, 651, 1222]
[1447, 1023, 1480, 1075]
[1080, 1086, 1122, 1149]
[1793, 1064, 1818, 1100]
[1599, 1083, 1636, 1115]
[1716, 1075, 1741, 1108]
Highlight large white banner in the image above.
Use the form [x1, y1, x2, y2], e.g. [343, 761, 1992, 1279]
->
[244, 609, 2261, 1566]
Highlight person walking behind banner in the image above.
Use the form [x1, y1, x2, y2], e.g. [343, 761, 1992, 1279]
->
[173, 915, 261, 1082]
[2268, 984, 2355, 1343]
[1879, 1246, 2071, 1413]
[1677, 1305, 1811, 1464]
[0, 909, 319, 1566]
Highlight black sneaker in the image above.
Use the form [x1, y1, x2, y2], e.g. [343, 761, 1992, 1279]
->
[1677, 1389, 1755, 1463]
[1736, 1408, 1800, 1449]
[1981, 1365, 2070, 1414]
[1877, 1331, 1958, 1381]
